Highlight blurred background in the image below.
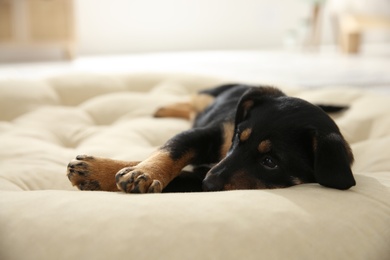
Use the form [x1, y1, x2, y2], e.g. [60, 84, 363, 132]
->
[0, 0, 390, 90]
[0, 0, 389, 61]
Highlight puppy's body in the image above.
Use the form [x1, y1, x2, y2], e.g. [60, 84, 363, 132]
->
[67, 84, 355, 193]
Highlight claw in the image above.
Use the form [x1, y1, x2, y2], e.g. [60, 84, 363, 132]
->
[76, 155, 95, 161]
[148, 180, 162, 193]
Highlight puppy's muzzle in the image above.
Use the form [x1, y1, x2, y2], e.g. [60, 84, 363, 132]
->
[202, 167, 225, 191]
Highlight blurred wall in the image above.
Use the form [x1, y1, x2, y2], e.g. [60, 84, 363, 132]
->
[75, 0, 310, 55]
[1, 0, 389, 61]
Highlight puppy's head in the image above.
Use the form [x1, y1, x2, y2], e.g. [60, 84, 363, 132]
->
[202, 87, 355, 191]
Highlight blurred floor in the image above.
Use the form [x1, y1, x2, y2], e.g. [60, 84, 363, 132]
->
[0, 49, 389, 93]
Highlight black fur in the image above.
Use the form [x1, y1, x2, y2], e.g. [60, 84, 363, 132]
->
[161, 84, 355, 192]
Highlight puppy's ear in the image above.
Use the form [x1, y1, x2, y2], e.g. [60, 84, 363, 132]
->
[311, 130, 356, 190]
[235, 87, 285, 124]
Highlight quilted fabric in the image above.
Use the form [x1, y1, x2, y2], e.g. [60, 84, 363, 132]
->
[0, 73, 389, 260]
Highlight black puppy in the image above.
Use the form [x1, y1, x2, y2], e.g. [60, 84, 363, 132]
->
[67, 84, 355, 193]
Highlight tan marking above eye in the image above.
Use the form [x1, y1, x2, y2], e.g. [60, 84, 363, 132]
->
[258, 140, 272, 153]
[239, 128, 252, 142]
[191, 93, 215, 113]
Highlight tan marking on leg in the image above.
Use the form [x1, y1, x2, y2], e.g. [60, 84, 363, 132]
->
[67, 155, 140, 191]
[191, 93, 215, 113]
[239, 128, 252, 142]
[154, 102, 194, 120]
[153, 93, 214, 121]
[116, 149, 195, 193]
[137, 150, 195, 187]
[220, 122, 234, 158]
[258, 140, 272, 153]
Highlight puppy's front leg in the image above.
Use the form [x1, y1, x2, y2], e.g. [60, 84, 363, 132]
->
[67, 155, 140, 191]
[116, 127, 222, 193]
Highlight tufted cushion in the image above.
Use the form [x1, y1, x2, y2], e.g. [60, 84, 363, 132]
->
[0, 73, 389, 260]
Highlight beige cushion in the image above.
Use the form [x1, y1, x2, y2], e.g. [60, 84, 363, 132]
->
[1, 73, 389, 259]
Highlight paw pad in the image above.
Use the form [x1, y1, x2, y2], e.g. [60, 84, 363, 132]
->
[67, 155, 102, 191]
[115, 167, 162, 193]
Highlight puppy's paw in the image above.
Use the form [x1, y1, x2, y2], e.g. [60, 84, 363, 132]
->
[115, 167, 163, 193]
[67, 155, 102, 191]
[67, 155, 139, 192]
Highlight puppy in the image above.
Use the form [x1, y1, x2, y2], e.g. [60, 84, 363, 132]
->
[67, 84, 355, 193]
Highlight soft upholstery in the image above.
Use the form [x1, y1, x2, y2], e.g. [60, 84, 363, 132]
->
[1, 73, 389, 260]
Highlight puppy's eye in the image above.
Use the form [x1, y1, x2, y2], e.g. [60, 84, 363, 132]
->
[261, 156, 278, 169]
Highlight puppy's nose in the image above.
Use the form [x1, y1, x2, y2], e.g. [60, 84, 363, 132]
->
[202, 176, 224, 191]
